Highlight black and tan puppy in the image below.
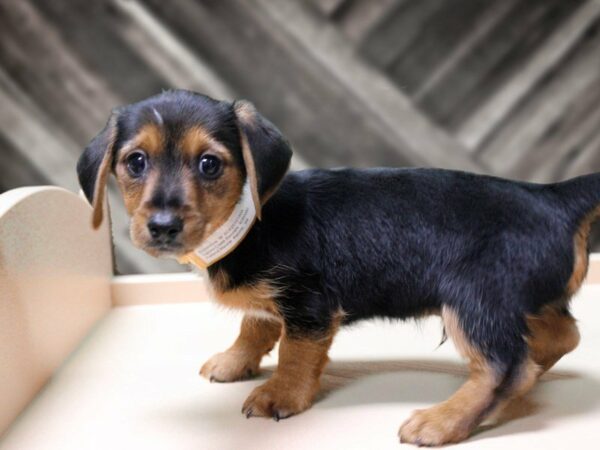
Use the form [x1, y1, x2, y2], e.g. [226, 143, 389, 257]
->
[77, 90, 600, 446]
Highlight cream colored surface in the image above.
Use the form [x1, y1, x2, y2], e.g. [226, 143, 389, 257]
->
[1, 186, 600, 449]
[0, 285, 599, 450]
[589, 254, 600, 284]
[0, 187, 113, 435]
[111, 273, 208, 306]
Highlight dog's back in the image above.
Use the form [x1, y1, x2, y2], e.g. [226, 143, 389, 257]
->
[259, 168, 600, 324]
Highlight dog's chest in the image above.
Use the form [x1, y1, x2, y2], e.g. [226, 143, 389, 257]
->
[206, 271, 282, 321]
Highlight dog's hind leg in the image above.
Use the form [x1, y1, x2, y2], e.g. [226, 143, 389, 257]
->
[399, 306, 540, 446]
[486, 306, 581, 425]
[526, 306, 580, 374]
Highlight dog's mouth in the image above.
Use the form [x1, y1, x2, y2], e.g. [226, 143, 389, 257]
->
[141, 240, 188, 259]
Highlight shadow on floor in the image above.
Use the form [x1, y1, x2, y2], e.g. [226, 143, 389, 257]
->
[260, 358, 599, 441]
[154, 358, 599, 447]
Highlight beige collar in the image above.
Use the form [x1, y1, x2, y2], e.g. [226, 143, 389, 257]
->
[178, 179, 258, 269]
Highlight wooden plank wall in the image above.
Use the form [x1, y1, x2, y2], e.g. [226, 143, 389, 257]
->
[0, 0, 598, 274]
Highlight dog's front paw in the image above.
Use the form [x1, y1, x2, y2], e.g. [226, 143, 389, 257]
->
[399, 406, 471, 447]
[200, 350, 260, 383]
[242, 377, 315, 421]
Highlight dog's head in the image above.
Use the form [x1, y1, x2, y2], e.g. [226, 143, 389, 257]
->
[77, 90, 292, 258]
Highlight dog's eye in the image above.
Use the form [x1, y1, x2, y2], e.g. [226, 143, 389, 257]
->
[198, 154, 222, 179]
[126, 151, 147, 178]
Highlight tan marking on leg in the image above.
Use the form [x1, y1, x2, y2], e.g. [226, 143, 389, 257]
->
[399, 307, 540, 446]
[483, 308, 579, 426]
[527, 307, 580, 373]
[200, 315, 281, 382]
[567, 205, 600, 296]
[485, 358, 540, 426]
[242, 315, 342, 420]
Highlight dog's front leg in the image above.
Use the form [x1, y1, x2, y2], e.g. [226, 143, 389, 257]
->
[200, 315, 281, 382]
[242, 327, 336, 420]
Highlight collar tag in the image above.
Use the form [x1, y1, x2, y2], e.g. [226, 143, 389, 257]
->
[178, 179, 257, 269]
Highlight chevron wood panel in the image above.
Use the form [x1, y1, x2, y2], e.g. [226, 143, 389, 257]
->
[0, 0, 598, 273]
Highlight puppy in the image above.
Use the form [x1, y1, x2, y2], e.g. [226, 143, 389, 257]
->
[77, 89, 600, 446]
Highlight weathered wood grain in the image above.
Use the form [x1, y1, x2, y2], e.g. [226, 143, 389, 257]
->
[306, 0, 349, 17]
[359, 0, 443, 70]
[252, 0, 482, 171]
[477, 21, 600, 179]
[0, 134, 47, 192]
[520, 65, 600, 182]
[328, 0, 399, 43]
[0, 0, 185, 274]
[387, 0, 494, 96]
[417, 0, 582, 130]
[412, 0, 516, 103]
[458, 0, 600, 151]
[142, 0, 477, 170]
[1, 0, 599, 266]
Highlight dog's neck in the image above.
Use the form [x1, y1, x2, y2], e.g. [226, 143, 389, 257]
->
[178, 179, 258, 269]
[189, 172, 301, 292]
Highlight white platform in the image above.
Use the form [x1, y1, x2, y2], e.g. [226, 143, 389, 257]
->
[2, 286, 599, 450]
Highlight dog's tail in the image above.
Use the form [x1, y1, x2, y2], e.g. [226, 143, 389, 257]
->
[553, 172, 600, 224]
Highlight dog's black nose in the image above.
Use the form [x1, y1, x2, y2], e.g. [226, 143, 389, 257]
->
[148, 212, 183, 242]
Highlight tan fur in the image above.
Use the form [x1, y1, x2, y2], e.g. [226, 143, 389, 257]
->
[399, 307, 540, 446]
[209, 267, 231, 293]
[200, 315, 281, 382]
[240, 130, 262, 219]
[116, 167, 157, 216]
[134, 123, 164, 157]
[197, 159, 244, 238]
[482, 358, 540, 428]
[567, 205, 600, 295]
[233, 100, 257, 126]
[180, 127, 245, 239]
[208, 279, 282, 318]
[242, 315, 341, 419]
[201, 273, 285, 382]
[114, 123, 166, 218]
[526, 306, 580, 373]
[179, 126, 212, 158]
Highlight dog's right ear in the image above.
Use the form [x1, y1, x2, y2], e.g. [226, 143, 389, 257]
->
[77, 111, 119, 229]
[233, 100, 292, 219]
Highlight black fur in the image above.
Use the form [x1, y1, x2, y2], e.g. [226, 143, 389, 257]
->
[79, 90, 600, 414]
[211, 168, 600, 373]
[77, 113, 117, 203]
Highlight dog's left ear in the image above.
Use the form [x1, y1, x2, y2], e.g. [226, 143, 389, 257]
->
[77, 111, 120, 229]
[233, 100, 292, 220]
